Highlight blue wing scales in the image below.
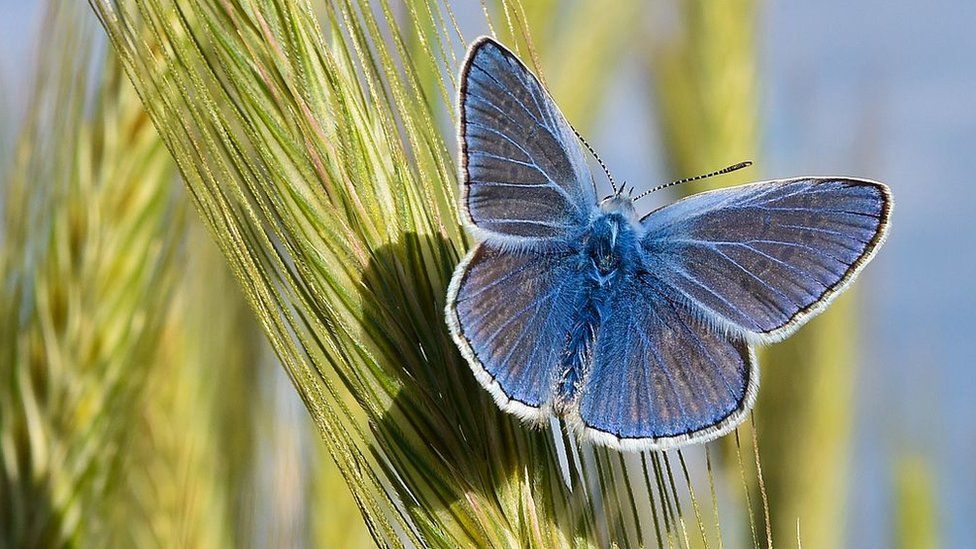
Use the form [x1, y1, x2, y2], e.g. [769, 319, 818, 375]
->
[641, 178, 891, 341]
[459, 37, 596, 241]
[576, 276, 755, 449]
[446, 241, 587, 416]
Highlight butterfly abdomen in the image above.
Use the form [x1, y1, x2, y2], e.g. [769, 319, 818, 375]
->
[554, 296, 600, 412]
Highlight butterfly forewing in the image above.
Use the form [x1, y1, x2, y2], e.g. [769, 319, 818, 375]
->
[640, 178, 891, 341]
[459, 38, 596, 241]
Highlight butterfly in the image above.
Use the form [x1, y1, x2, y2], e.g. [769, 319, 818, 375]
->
[445, 37, 892, 451]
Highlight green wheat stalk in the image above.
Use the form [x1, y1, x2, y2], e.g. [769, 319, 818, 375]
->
[90, 0, 734, 546]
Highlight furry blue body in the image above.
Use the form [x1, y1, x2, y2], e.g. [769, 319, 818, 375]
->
[555, 201, 642, 410]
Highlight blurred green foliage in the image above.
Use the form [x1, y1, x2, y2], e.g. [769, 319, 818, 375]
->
[0, 6, 180, 544]
[895, 456, 939, 549]
[0, 0, 918, 547]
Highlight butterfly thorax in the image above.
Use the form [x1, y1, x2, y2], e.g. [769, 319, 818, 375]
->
[583, 205, 643, 284]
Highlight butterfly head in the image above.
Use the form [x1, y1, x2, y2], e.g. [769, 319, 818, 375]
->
[598, 192, 637, 224]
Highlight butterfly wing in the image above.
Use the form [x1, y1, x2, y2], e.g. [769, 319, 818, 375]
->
[446, 241, 588, 418]
[640, 177, 892, 342]
[458, 37, 596, 242]
[575, 276, 756, 450]
[575, 177, 890, 449]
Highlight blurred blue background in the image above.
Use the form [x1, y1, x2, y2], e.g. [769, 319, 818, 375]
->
[2, 0, 972, 545]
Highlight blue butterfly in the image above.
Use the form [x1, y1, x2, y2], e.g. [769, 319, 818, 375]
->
[445, 37, 892, 451]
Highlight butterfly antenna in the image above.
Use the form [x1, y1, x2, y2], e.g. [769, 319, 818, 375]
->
[571, 125, 618, 194]
[633, 161, 753, 201]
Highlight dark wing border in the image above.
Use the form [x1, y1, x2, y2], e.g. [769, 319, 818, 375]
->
[763, 178, 893, 340]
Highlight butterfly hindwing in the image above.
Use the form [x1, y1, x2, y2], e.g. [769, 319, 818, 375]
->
[576, 276, 756, 449]
[459, 37, 596, 242]
[640, 178, 891, 342]
[446, 241, 588, 418]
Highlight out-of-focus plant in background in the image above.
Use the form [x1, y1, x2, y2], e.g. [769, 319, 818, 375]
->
[0, 5, 180, 543]
[0, 3, 311, 546]
[0, 0, 932, 546]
